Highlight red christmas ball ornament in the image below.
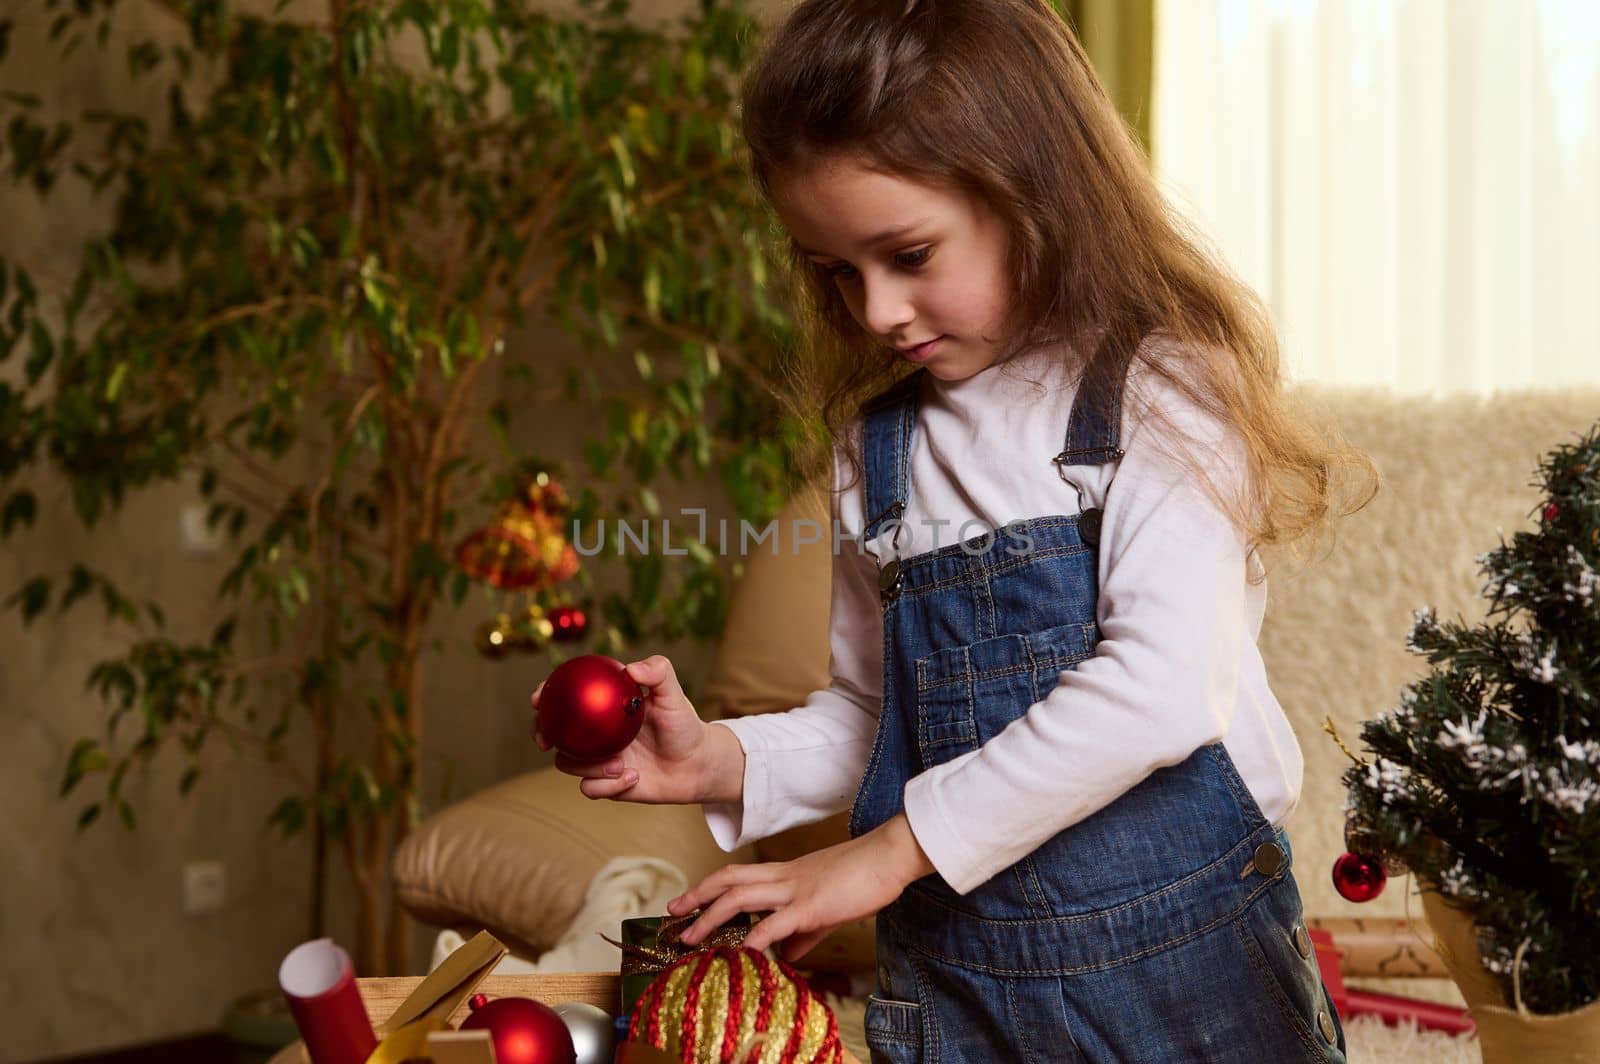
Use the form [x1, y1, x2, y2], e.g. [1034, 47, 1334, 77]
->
[460, 993, 577, 1064]
[537, 654, 646, 760]
[1544, 502, 1561, 522]
[1332, 851, 1387, 903]
[548, 604, 588, 643]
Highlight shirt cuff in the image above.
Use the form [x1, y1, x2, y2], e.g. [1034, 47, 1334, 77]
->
[901, 753, 988, 895]
[700, 718, 769, 852]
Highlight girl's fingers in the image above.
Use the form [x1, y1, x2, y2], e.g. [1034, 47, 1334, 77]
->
[579, 770, 640, 800]
[776, 926, 829, 963]
[669, 864, 767, 916]
[625, 656, 685, 705]
[681, 882, 789, 945]
[739, 902, 812, 953]
[741, 910, 789, 953]
[555, 752, 629, 779]
[530, 683, 550, 748]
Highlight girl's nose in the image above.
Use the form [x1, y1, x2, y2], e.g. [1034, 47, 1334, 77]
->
[860, 274, 915, 339]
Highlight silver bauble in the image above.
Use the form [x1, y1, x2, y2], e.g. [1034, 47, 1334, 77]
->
[555, 1000, 616, 1064]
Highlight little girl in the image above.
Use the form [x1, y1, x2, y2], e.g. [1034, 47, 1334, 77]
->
[534, 1, 1375, 1059]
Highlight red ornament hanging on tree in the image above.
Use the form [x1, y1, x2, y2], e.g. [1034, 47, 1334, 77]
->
[459, 993, 577, 1064]
[1332, 851, 1387, 902]
[548, 604, 588, 643]
[537, 655, 646, 760]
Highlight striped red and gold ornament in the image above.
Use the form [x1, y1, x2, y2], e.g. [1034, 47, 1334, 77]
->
[625, 946, 844, 1064]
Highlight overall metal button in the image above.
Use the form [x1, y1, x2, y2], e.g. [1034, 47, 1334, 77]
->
[1293, 924, 1314, 960]
[1238, 839, 1287, 880]
[879, 559, 903, 604]
[1078, 507, 1103, 547]
[1317, 1009, 1336, 1042]
[1253, 840, 1285, 877]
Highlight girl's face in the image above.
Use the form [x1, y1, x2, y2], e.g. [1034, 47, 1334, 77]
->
[772, 155, 1015, 382]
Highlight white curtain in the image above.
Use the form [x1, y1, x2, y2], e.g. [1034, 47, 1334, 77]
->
[1153, 0, 1600, 395]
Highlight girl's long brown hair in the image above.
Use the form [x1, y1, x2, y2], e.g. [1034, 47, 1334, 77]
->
[741, 0, 1377, 569]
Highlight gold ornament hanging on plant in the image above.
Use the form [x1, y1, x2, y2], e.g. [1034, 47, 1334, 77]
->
[455, 471, 580, 592]
[457, 472, 592, 660]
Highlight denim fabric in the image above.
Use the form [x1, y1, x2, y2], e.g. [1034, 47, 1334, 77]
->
[848, 364, 1347, 1063]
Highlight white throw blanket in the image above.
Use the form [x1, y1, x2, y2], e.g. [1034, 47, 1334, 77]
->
[431, 855, 688, 974]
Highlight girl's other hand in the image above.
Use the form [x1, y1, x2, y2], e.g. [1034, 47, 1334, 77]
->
[529, 655, 743, 806]
[664, 813, 935, 964]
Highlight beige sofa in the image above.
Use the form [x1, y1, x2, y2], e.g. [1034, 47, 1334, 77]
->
[395, 387, 1600, 980]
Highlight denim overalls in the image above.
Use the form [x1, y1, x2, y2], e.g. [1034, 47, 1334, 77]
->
[848, 360, 1347, 1063]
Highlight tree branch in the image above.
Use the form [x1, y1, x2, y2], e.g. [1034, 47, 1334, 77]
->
[307, 383, 381, 557]
[190, 294, 340, 343]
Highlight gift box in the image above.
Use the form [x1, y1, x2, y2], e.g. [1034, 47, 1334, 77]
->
[607, 911, 755, 1029]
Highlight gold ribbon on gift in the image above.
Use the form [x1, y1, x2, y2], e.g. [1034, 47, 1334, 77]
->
[599, 911, 753, 979]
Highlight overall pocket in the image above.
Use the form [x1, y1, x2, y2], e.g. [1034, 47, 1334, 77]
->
[863, 995, 925, 1064]
[912, 619, 1098, 767]
[1233, 876, 1345, 1061]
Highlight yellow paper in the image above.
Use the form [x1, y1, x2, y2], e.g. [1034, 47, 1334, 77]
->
[427, 1029, 498, 1064]
[364, 1018, 447, 1064]
[378, 929, 509, 1037]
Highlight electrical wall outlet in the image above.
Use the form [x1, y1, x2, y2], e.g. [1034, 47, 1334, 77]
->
[179, 502, 225, 554]
[183, 859, 226, 916]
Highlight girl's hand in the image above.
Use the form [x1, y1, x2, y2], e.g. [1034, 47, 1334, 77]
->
[530, 655, 742, 806]
[664, 813, 936, 963]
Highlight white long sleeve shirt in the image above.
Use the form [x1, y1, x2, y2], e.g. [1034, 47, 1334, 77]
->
[703, 346, 1304, 895]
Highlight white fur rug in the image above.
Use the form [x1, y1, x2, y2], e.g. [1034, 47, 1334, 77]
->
[1341, 1016, 1480, 1063]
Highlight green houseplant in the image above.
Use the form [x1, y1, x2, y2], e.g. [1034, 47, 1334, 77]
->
[0, 0, 807, 975]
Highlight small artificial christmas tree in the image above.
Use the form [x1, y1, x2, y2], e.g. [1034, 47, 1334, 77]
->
[1342, 419, 1600, 1016]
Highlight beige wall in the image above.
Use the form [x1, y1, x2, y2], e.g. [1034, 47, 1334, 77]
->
[0, 0, 783, 1056]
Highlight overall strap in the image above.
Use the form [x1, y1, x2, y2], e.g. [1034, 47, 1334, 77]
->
[859, 369, 924, 544]
[1052, 349, 1132, 545]
[1054, 349, 1131, 468]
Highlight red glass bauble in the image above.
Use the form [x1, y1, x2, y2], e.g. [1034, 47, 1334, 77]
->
[537, 654, 646, 761]
[460, 993, 577, 1064]
[548, 605, 588, 643]
[1332, 851, 1387, 903]
[1544, 502, 1561, 522]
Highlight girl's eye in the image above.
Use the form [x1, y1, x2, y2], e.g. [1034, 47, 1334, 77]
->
[821, 246, 933, 281]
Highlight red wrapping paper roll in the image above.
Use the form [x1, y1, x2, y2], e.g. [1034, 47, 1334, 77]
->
[278, 939, 379, 1064]
[1309, 928, 1475, 1035]
[1345, 988, 1478, 1035]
